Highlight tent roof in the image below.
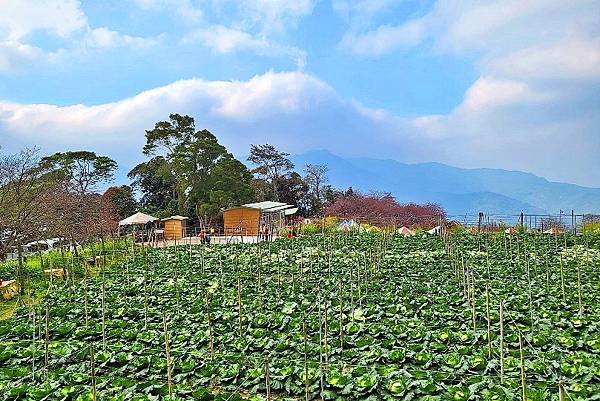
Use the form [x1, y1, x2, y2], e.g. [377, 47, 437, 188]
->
[398, 226, 415, 236]
[161, 215, 188, 221]
[427, 226, 442, 234]
[119, 212, 159, 226]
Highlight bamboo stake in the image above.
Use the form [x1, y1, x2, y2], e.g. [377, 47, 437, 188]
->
[205, 295, 215, 360]
[31, 306, 36, 382]
[265, 356, 271, 401]
[485, 281, 492, 358]
[558, 379, 566, 401]
[163, 314, 173, 398]
[558, 235, 566, 301]
[339, 276, 344, 352]
[90, 343, 97, 401]
[303, 316, 309, 401]
[101, 280, 106, 351]
[499, 301, 505, 384]
[83, 276, 89, 326]
[44, 304, 49, 380]
[237, 277, 243, 336]
[519, 332, 527, 401]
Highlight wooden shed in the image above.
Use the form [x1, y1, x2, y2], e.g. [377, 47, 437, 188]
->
[223, 201, 298, 237]
[162, 215, 188, 240]
[223, 207, 261, 236]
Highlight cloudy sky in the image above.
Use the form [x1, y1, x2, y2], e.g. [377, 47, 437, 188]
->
[0, 0, 599, 186]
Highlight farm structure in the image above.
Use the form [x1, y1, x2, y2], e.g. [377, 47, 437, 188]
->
[161, 215, 188, 240]
[223, 201, 297, 236]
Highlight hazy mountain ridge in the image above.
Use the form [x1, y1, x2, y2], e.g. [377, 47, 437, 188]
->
[291, 150, 600, 215]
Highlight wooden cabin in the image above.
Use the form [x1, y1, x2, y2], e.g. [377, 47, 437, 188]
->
[223, 207, 261, 236]
[223, 201, 298, 237]
[162, 215, 188, 240]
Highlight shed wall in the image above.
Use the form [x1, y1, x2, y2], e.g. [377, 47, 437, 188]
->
[223, 208, 260, 236]
[164, 220, 185, 240]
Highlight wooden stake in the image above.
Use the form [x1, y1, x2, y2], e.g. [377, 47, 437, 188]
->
[237, 277, 243, 336]
[485, 282, 492, 358]
[90, 343, 97, 401]
[558, 379, 566, 401]
[519, 332, 527, 401]
[44, 304, 49, 380]
[265, 356, 271, 401]
[499, 301, 505, 384]
[303, 316, 309, 401]
[163, 314, 173, 398]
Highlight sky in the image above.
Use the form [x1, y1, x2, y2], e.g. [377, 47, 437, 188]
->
[0, 0, 599, 187]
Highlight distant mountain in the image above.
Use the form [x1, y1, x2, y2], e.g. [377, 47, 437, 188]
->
[291, 150, 600, 216]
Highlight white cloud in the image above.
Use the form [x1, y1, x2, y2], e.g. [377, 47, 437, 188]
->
[1, 70, 599, 186]
[0, 71, 403, 159]
[332, 0, 400, 19]
[337, 0, 600, 186]
[128, 0, 203, 24]
[233, 0, 316, 32]
[485, 39, 600, 81]
[0, 0, 87, 41]
[457, 77, 550, 113]
[182, 25, 306, 68]
[0, 0, 163, 72]
[340, 20, 425, 56]
[85, 28, 163, 49]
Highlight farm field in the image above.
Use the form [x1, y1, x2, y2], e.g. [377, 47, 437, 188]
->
[0, 232, 599, 400]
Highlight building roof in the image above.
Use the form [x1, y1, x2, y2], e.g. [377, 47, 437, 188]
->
[119, 212, 159, 226]
[264, 204, 295, 212]
[161, 215, 188, 221]
[242, 201, 288, 210]
[284, 207, 299, 216]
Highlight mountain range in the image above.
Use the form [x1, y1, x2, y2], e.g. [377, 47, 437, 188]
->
[290, 150, 600, 216]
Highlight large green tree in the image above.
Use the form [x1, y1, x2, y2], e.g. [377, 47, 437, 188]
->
[40, 150, 117, 194]
[103, 185, 138, 219]
[247, 144, 294, 201]
[128, 156, 177, 215]
[132, 114, 254, 220]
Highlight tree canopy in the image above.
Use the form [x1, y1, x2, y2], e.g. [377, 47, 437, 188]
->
[131, 114, 255, 221]
[40, 150, 117, 194]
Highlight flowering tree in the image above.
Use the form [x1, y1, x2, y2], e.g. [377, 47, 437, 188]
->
[325, 192, 445, 227]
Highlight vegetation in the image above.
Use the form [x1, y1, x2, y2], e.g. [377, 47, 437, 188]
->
[0, 230, 598, 400]
[326, 192, 446, 227]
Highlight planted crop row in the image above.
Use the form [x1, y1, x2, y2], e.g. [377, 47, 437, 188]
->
[0, 231, 599, 400]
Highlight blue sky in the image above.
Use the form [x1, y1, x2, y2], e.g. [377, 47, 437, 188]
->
[0, 0, 599, 187]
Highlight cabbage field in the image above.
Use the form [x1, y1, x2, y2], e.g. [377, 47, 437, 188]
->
[0, 231, 599, 400]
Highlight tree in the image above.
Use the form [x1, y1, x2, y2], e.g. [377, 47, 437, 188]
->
[103, 186, 137, 219]
[128, 156, 177, 215]
[196, 158, 255, 225]
[40, 150, 117, 194]
[248, 144, 294, 201]
[325, 192, 446, 227]
[0, 148, 62, 289]
[276, 172, 309, 215]
[304, 164, 328, 216]
[133, 114, 255, 220]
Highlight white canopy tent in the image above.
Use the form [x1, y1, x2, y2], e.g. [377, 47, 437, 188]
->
[119, 212, 159, 226]
[427, 226, 443, 235]
[397, 226, 416, 237]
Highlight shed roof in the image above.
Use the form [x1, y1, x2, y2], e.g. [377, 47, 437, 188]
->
[242, 201, 288, 210]
[264, 204, 295, 212]
[284, 207, 298, 216]
[161, 215, 188, 221]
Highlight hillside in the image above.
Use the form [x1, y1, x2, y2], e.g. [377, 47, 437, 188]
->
[291, 150, 600, 215]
